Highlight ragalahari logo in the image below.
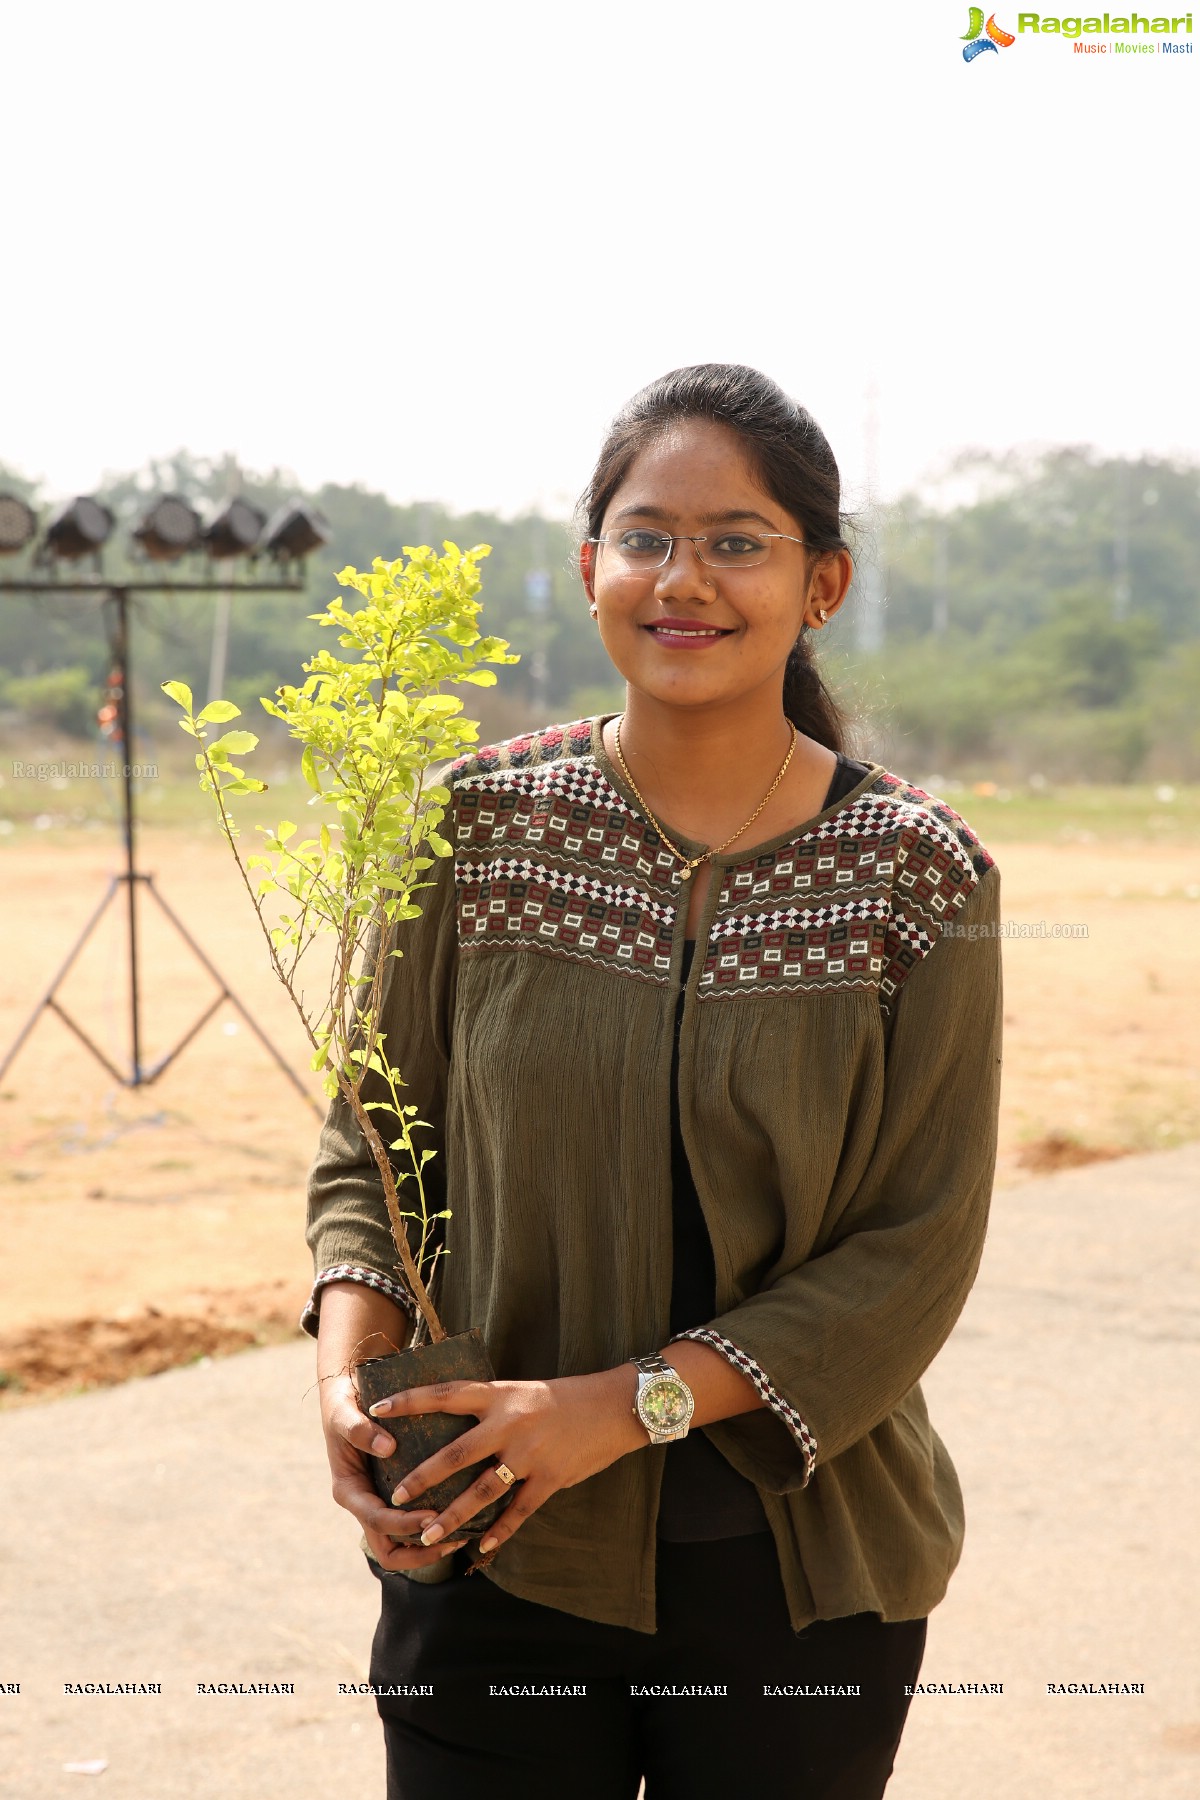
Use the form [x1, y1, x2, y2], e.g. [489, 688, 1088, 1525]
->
[962, 7, 1017, 58]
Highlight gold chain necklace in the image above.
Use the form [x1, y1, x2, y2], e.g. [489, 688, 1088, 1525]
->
[613, 717, 798, 885]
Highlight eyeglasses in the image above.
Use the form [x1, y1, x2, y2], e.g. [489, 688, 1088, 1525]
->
[588, 528, 805, 574]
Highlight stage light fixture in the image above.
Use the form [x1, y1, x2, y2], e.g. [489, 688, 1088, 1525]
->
[133, 493, 202, 562]
[42, 495, 114, 561]
[263, 500, 330, 563]
[203, 497, 265, 560]
[0, 494, 37, 554]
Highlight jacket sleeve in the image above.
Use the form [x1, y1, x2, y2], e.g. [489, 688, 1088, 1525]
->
[301, 841, 459, 1336]
[679, 860, 1003, 1491]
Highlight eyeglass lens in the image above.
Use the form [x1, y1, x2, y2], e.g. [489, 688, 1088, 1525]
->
[601, 529, 778, 570]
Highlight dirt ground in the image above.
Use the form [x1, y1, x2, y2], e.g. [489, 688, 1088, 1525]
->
[3, 1141, 1197, 1800]
[1, 825, 1198, 1404]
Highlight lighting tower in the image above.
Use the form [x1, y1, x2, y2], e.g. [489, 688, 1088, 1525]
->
[0, 488, 329, 1106]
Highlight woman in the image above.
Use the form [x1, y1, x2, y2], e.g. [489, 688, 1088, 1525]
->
[304, 363, 1003, 1799]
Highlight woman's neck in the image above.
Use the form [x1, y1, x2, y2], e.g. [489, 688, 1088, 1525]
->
[615, 695, 785, 797]
[602, 691, 835, 851]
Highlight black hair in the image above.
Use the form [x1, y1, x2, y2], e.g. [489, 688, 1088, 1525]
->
[578, 363, 852, 751]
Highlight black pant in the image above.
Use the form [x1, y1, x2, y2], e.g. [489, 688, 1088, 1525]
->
[369, 1533, 926, 1799]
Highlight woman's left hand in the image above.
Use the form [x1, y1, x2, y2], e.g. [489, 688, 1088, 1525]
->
[368, 1366, 647, 1556]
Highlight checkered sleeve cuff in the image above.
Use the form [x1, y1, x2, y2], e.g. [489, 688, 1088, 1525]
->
[299, 1265, 416, 1339]
[669, 1326, 818, 1487]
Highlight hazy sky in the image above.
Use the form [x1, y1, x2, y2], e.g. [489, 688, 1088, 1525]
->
[3, 0, 1196, 519]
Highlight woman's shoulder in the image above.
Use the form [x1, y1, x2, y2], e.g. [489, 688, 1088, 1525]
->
[856, 766, 997, 885]
[445, 717, 597, 788]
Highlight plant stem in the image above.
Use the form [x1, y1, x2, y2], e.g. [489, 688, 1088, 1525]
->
[337, 1077, 446, 1343]
[198, 732, 446, 1342]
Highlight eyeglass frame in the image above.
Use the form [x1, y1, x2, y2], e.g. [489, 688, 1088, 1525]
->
[586, 529, 807, 572]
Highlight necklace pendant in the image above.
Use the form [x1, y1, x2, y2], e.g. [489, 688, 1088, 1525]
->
[676, 866, 691, 883]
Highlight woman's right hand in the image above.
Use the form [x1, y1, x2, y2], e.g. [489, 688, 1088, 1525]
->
[314, 1280, 470, 1573]
[321, 1371, 473, 1571]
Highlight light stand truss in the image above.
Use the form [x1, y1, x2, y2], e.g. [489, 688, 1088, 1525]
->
[0, 576, 321, 1113]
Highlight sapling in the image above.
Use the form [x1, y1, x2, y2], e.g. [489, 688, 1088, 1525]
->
[163, 543, 516, 1347]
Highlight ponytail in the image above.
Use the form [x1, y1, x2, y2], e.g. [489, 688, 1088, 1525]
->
[782, 632, 847, 753]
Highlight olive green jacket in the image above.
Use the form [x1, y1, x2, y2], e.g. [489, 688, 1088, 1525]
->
[304, 716, 1003, 1634]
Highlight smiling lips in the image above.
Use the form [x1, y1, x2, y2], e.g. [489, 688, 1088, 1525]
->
[643, 617, 734, 646]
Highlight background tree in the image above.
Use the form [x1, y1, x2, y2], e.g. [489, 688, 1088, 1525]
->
[4, 445, 1198, 779]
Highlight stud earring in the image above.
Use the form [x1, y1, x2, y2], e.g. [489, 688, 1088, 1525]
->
[589, 604, 598, 619]
[818, 609, 828, 624]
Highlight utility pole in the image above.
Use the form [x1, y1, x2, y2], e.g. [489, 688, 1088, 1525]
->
[525, 507, 551, 717]
[932, 517, 949, 636]
[855, 379, 886, 655]
[1113, 460, 1130, 622]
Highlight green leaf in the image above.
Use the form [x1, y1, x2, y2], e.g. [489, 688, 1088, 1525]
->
[301, 745, 321, 792]
[208, 730, 258, 757]
[161, 680, 193, 711]
[197, 699, 241, 724]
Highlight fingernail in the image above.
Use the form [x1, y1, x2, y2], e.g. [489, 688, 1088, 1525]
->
[420, 1523, 444, 1546]
[391, 1485, 410, 1505]
[479, 1537, 498, 1554]
[368, 1400, 390, 1417]
[439, 1543, 458, 1558]
[371, 1434, 394, 1456]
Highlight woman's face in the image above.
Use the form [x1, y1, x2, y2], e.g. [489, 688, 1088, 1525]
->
[581, 418, 842, 718]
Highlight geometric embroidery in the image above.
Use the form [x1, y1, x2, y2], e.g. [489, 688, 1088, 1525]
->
[451, 720, 681, 982]
[452, 718, 595, 778]
[456, 855, 677, 978]
[458, 857, 676, 924]
[454, 783, 676, 886]
[867, 771, 996, 882]
[300, 1263, 416, 1338]
[702, 895, 890, 996]
[697, 785, 990, 1004]
[446, 719, 994, 1009]
[669, 1325, 818, 1485]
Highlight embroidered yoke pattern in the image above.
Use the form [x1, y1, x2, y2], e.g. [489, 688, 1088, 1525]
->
[450, 723, 994, 1006]
[452, 721, 681, 981]
[699, 776, 994, 1003]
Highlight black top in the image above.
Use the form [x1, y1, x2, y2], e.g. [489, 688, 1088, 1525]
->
[656, 751, 873, 1541]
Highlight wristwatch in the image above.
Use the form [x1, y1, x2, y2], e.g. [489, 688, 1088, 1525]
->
[630, 1353, 695, 1445]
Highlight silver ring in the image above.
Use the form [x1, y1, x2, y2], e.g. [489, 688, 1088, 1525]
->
[494, 1462, 517, 1487]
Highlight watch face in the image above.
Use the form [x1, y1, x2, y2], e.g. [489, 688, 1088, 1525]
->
[641, 1376, 692, 1431]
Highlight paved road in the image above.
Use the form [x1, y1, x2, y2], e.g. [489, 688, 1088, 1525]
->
[2, 1143, 1197, 1798]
